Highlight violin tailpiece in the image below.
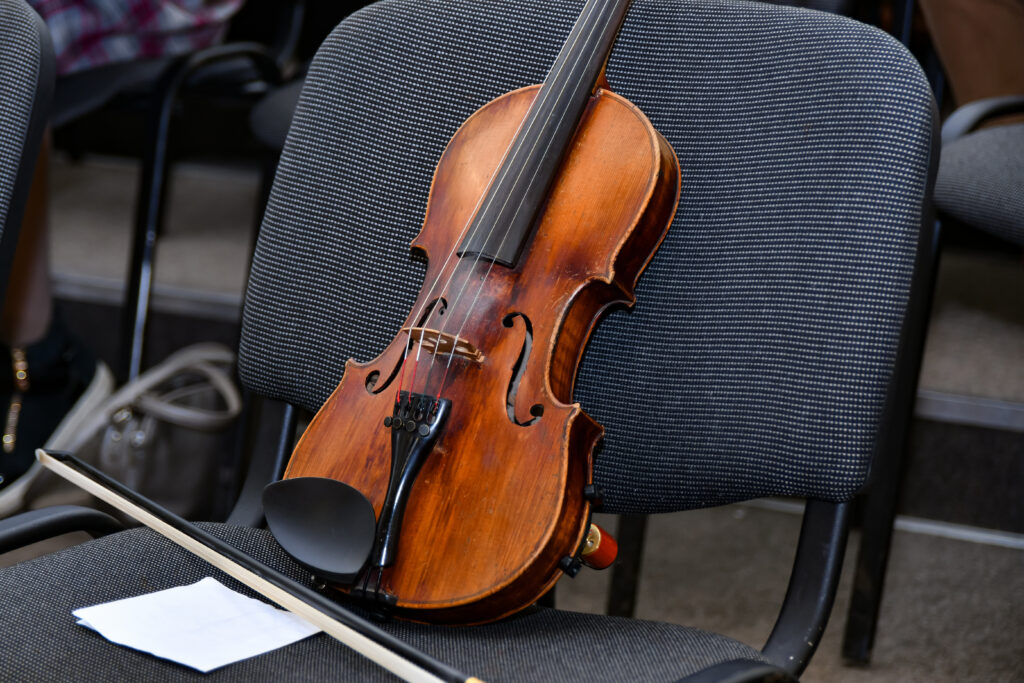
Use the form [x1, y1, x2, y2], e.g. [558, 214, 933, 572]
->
[350, 392, 453, 608]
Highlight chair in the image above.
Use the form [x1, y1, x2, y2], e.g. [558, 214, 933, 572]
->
[841, 95, 1022, 664]
[0, 0, 53, 308]
[933, 96, 1024, 248]
[47, 1, 307, 381]
[0, 0, 937, 680]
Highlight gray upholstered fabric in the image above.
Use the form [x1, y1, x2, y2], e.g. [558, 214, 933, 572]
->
[934, 124, 1024, 247]
[0, 0, 44, 237]
[0, 525, 769, 680]
[239, 0, 935, 513]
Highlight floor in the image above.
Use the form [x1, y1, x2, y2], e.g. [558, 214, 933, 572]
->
[9, 156, 1022, 681]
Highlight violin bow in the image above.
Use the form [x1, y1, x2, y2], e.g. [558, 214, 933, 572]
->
[35, 449, 480, 683]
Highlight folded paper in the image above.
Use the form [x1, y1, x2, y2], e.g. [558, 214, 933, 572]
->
[73, 577, 321, 672]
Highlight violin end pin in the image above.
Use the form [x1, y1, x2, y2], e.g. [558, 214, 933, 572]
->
[580, 523, 617, 570]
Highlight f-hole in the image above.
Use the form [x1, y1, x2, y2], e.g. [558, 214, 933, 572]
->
[365, 298, 448, 394]
[503, 312, 543, 426]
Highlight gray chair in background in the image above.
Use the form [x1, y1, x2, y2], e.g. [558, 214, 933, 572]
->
[0, 0, 938, 680]
[934, 96, 1024, 248]
[0, 0, 126, 534]
[47, 1, 307, 381]
[0, 0, 53, 307]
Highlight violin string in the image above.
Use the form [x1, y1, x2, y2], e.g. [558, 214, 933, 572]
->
[400, 0, 608, 399]
[396, 136, 520, 400]
[395, 354, 408, 404]
[431, 0, 622, 395]
[418, 0, 614, 389]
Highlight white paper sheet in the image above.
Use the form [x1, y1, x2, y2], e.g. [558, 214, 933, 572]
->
[73, 577, 321, 673]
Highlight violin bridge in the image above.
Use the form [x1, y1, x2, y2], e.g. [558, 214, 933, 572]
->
[402, 327, 483, 363]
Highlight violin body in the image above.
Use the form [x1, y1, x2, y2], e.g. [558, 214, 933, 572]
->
[285, 84, 680, 624]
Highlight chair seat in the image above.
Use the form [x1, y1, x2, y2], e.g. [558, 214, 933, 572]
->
[0, 524, 768, 681]
[934, 124, 1024, 247]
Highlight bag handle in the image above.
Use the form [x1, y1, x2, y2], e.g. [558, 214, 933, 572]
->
[60, 344, 243, 455]
[111, 343, 237, 399]
[104, 343, 241, 429]
[134, 360, 242, 430]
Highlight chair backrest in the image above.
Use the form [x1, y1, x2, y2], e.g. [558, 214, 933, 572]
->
[239, 0, 936, 514]
[0, 0, 54, 305]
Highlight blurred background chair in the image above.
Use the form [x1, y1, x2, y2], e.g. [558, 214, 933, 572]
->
[934, 96, 1024, 248]
[0, 0, 305, 521]
[0, 0, 53, 309]
[47, 0, 305, 381]
[0, 0, 377, 524]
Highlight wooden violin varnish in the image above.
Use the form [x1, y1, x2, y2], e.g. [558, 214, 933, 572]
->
[263, 0, 679, 625]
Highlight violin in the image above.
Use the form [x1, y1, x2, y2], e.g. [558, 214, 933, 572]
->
[263, 0, 680, 625]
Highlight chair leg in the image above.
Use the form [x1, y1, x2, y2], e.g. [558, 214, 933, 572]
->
[842, 215, 942, 664]
[841, 445, 907, 663]
[120, 62, 183, 381]
[119, 46, 283, 381]
[606, 513, 647, 617]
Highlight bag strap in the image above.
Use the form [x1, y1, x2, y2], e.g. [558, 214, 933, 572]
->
[112, 343, 238, 400]
[134, 360, 242, 430]
[94, 342, 239, 432]
[68, 344, 242, 452]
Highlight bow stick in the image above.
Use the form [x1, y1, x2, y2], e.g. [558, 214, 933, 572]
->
[35, 449, 480, 683]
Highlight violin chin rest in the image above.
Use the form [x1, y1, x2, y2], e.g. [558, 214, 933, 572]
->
[263, 477, 377, 584]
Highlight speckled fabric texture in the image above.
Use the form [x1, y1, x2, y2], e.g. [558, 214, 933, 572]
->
[0, 0, 47, 239]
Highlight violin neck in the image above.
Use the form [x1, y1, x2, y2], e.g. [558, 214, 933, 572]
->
[540, 0, 633, 100]
[457, 0, 633, 268]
